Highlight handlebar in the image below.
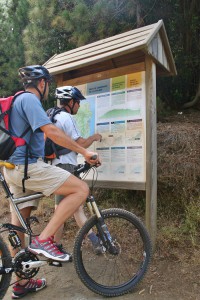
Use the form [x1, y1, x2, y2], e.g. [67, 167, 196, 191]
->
[74, 162, 92, 177]
[74, 155, 98, 177]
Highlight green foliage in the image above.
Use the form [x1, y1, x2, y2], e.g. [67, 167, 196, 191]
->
[0, 0, 29, 96]
[54, 0, 137, 47]
[181, 200, 200, 245]
[94, 188, 146, 215]
[154, 0, 200, 107]
[23, 0, 71, 64]
[0, 0, 199, 107]
[0, 0, 200, 109]
[158, 199, 200, 247]
[156, 96, 173, 120]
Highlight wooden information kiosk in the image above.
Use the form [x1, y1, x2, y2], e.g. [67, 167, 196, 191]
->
[44, 20, 177, 247]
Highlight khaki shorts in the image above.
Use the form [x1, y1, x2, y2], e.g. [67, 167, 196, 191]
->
[4, 160, 71, 210]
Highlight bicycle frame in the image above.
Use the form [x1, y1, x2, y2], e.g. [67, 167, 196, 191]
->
[0, 162, 116, 256]
[0, 170, 43, 242]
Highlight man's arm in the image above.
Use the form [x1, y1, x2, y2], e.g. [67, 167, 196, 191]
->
[76, 134, 102, 149]
[41, 123, 99, 164]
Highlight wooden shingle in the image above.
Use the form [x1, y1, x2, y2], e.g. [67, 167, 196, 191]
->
[44, 20, 176, 78]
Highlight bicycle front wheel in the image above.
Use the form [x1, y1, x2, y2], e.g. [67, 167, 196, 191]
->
[73, 208, 152, 297]
[0, 235, 12, 299]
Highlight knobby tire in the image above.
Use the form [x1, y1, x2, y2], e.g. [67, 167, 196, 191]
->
[73, 208, 152, 297]
[0, 236, 12, 299]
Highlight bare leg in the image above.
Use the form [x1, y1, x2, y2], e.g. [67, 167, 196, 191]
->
[39, 175, 89, 240]
[54, 204, 93, 244]
[10, 206, 33, 284]
[73, 205, 88, 228]
[53, 205, 64, 244]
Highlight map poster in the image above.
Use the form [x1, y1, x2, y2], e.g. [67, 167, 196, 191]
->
[75, 71, 146, 183]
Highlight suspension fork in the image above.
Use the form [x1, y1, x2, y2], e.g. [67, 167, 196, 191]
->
[86, 195, 108, 239]
[86, 195, 101, 217]
[86, 196, 118, 254]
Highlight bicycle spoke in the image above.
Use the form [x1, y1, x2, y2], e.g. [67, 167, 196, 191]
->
[74, 208, 152, 297]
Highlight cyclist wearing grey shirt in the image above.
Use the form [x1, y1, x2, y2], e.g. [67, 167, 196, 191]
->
[51, 86, 102, 256]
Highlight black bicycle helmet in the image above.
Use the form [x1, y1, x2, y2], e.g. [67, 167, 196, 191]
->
[19, 65, 52, 84]
[55, 86, 86, 101]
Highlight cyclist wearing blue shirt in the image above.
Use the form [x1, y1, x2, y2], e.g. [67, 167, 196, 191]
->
[8, 92, 52, 164]
[4, 65, 100, 299]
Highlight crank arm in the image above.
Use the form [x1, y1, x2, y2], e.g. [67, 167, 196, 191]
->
[21, 260, 47, 271]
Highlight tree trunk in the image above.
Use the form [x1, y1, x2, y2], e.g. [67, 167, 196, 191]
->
[183, 81, 200, 108]
[136, 1, 145, 28]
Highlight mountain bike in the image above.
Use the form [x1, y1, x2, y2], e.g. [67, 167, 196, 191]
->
[0, 160, 152, 298]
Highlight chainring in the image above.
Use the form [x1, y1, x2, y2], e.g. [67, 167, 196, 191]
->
[13, 249, 40, 279]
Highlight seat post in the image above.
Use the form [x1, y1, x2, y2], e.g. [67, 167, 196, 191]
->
[0, 171, 13, 198]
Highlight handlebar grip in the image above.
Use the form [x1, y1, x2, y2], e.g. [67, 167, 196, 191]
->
[91, 155, 97, 160]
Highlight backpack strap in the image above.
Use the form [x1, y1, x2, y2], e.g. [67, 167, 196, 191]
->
[49, 107, 67, 123]
[12, 91, 33, 192]
[22, 145, 30, 193]
[11, 91, 32, 139]
[45, 107, 72, 161]
[20, 125, 31, 139]
[52, 107, 72, 157]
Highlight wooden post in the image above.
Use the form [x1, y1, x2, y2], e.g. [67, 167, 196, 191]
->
[145, 56, 157, 249]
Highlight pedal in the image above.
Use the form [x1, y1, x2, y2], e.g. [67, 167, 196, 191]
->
[48, 260, 63, 267]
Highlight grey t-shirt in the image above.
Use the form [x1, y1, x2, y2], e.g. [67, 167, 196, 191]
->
[8, 92, 51, 164]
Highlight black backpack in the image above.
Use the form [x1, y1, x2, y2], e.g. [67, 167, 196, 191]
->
[44, 107, 71, 162]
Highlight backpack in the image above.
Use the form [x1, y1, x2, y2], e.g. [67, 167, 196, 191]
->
[44, 107, 71, 162]
[0, 91, 31, 160]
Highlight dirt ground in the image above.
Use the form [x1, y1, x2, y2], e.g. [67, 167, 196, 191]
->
[0, 202, 199, 300]
[3, 257, 200, 300]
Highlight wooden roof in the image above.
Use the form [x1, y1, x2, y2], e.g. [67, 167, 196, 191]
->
[44, 20, 177, 78]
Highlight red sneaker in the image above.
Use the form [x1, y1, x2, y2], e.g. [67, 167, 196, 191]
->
[12, 278, 46, 299]
[28, 236, 72, 262]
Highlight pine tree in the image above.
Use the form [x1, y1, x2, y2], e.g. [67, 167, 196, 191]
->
[23, 0, 72, 65]
[0, 0, 29, 96]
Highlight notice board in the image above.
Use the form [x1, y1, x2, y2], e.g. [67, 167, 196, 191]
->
[74, 71, 146, 189]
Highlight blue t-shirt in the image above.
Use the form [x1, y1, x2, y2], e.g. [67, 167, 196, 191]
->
[8, 92, 51, 164]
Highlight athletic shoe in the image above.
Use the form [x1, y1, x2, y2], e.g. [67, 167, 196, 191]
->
[56, 243, 70, 254]
[92, 240, 106, 255]
[49, 243, 72, 266]
[12, 278, 46, 299]
[28, 236, 72, 262]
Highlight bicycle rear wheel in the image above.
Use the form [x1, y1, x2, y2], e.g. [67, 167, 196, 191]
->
[73, 208, 152, 297]
[0, 235, 12, 298]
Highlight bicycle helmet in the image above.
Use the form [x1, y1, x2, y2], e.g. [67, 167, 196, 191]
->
[55, 86, 86, 102]
[19, 65, 52, 84]
[18, 65, 52, 100]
